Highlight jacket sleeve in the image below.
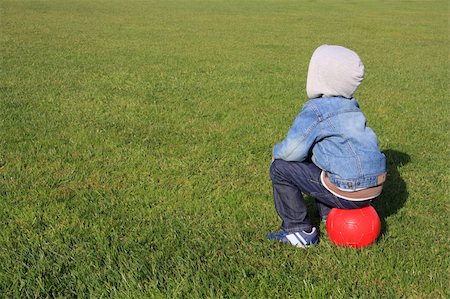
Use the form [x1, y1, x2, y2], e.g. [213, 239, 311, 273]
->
[272, 105, 320, 162]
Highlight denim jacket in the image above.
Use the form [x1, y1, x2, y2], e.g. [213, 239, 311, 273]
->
[272, 96, 386, 190]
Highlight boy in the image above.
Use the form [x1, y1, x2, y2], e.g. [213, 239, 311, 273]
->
[268, 45, 386, 248]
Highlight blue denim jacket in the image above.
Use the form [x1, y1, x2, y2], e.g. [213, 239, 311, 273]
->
[273, 96, 386, 190]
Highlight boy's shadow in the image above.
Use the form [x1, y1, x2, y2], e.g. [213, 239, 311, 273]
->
[372, 149, 410, 236]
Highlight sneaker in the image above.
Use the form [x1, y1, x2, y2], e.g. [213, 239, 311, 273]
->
[267, 227, 319, 248]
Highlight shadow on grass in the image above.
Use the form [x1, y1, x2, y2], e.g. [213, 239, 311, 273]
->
[372, 149, 410, 236]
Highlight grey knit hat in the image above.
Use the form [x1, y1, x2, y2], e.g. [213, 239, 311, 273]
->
[306, 45, 364, 99]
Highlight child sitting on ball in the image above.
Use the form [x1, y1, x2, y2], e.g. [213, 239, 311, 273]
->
[268, 45, 386, 248]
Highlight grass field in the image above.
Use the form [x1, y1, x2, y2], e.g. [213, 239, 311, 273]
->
[1, 0, 449, 297]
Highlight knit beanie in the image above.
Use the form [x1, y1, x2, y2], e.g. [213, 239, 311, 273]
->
[306, 45, 364, 99]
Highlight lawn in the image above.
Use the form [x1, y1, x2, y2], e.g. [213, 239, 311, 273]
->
[1, 0, 449, 297]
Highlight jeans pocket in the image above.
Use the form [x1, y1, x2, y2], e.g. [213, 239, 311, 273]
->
[312, 192, 345, 209]
[342, 198, 371, 209]
[314, 192, 370, 209]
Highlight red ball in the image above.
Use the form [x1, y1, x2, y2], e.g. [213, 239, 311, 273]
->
[326, 206, 381, 248]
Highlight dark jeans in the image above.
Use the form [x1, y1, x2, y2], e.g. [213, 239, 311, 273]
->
[270, 159, 372, 232]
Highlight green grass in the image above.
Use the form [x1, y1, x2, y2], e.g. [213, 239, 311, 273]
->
[1, 0, 449, 297]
